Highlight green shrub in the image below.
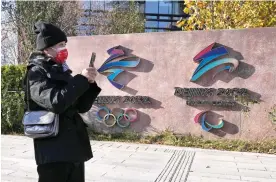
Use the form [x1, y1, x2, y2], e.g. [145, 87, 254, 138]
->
[1, 65, 26, 134]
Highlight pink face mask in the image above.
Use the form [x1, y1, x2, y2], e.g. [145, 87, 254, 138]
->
[51, 47, 68, 64]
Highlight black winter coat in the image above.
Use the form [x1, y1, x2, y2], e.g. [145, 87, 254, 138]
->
[24, 52, 101, 165]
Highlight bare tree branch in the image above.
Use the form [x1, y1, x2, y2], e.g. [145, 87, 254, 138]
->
[1, 1, 82, 65]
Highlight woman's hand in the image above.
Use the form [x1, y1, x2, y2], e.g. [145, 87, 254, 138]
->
[81, 67, 97, 83]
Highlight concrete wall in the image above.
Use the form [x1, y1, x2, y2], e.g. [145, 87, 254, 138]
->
[66, 27, 276, 140]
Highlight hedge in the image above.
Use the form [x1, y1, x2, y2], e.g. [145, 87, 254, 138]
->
[1, 65, 27, 134]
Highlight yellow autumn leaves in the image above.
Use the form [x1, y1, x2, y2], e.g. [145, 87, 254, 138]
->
[176, 0, 276, 31]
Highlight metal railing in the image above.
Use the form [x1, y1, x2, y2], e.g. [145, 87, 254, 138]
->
[144, 13, 188, 31]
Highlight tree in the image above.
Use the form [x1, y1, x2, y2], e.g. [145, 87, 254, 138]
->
[176, 0, 276, 31]
[106, 1, 145, 34]
[2, 1, 19, 65]
[1, 1, 82, 64]
[83, 1, 145, 35]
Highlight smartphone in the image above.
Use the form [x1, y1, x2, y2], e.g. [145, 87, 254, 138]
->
[89, 52, 96, 67]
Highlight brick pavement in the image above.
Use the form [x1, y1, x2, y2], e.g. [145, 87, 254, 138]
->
[1, 135, 276, 182]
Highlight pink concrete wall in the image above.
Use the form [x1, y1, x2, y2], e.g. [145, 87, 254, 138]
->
[66, 27, 276, 140]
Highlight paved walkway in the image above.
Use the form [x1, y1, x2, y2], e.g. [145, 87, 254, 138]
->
[1, 135, 276, 182]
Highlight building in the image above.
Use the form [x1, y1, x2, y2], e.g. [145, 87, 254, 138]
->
[142, 0, 188, 32]
[78, 0, 188, 35]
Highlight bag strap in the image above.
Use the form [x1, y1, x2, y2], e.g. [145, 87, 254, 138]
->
[25, 70, 31, 111]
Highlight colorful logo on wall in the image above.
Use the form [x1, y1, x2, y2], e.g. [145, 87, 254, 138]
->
[191, 42, 239, 82]
[194, 111, 224, 132]
[97, 46, 140, 89]
[96, 107, 138, 128]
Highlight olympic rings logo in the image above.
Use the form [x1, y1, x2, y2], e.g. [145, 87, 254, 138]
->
[96, 107, 138, 128]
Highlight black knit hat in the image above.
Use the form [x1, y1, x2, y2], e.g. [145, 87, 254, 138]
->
[34, 21, 67, 51]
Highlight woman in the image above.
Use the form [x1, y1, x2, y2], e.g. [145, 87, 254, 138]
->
[23, 21, 101, 182]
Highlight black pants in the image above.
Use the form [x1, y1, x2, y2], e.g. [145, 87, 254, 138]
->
[37, 162, 85, 182]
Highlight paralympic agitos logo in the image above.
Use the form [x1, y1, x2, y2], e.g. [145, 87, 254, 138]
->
[189, 43, 241, 132]
[191, 42, 239, 82]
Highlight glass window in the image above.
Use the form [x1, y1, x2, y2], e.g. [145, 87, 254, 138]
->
[90, 1, 107, 11]
[173, 17, 181, 20]
[78, 17, 88, 24]
[76, 25, 88, 34]
[104, 0, 116, 11]
[159, 1, 172, 14]
[172, 1, 182, 15]
[78, 26, 86, 31]
[145, 29, 153, 32]
[146, 15, 157, 19]
[145, 21, 158, 28]
[159, 16, 170, 20]
[145, 1, 158, 13]
[82, 1, 91, 9]
[158, 22, 170, 28]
